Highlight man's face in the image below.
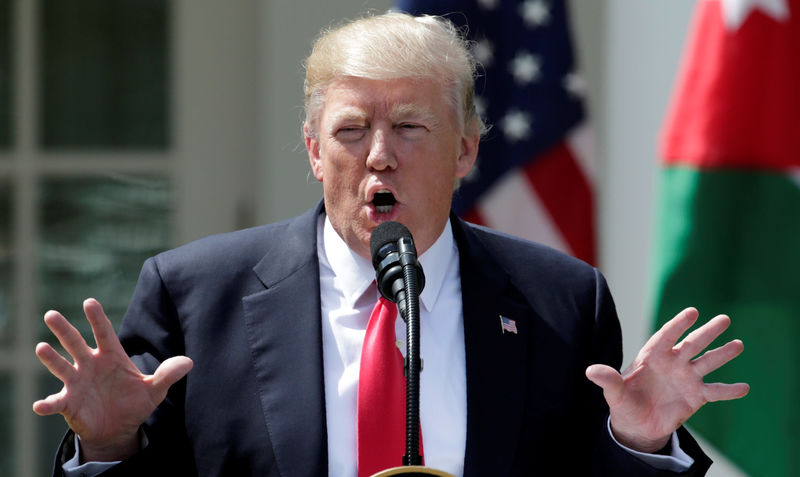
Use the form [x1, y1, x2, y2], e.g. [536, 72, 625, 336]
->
[306, 76, 479, 259]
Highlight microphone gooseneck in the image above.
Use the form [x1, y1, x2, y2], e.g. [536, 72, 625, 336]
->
[370, 222, 425, 319]
[369, 221, 425, 467]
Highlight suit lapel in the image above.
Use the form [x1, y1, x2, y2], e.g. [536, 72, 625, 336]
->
[453, 218, 530, 477]
[242, 204, 328, 477]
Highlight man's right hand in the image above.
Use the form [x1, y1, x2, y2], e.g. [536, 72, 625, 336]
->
[32, 298, 193, 462]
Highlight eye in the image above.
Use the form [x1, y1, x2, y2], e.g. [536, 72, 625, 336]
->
[396, 123, 428, 136]
[335, 126, 367, 142]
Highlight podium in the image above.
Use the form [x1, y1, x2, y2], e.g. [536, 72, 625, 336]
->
[372, 466, 456, 476]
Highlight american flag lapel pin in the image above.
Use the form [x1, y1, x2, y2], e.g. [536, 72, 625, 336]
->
[499, 315, 518, 334]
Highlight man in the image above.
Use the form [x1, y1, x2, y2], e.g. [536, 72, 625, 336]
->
[33, 12, 748, 476]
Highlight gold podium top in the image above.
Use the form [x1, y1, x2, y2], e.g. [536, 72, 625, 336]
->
[371, 466, 456, 477]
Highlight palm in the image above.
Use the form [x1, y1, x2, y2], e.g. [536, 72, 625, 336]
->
[62, 348, 154, 439]
[586, 307, 749, 452]
[33, 298, 192, 460]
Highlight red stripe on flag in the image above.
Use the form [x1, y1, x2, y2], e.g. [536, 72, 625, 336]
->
[523, 141, 596, 265]
[461, 207, 486, 227]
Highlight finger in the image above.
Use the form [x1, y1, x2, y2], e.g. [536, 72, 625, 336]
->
[675, 314, 731, 358]
[692, 339, 744, 376]
[32, 388, 67, 416]
[43, 310, 92, 363]
[703, 382, 750, 402]
[585, 364, 624, 405]
[148, 356, 194, 401]
[35, 342, 76, 383]
[84, 298, 123, 353]
[646, 307, 699, 352]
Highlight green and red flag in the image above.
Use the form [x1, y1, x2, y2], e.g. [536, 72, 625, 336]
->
[653, 0, 800, 475]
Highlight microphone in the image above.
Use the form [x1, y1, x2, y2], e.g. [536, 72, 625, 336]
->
[370, 221, 425, 320]
[370, 221, 426, 466]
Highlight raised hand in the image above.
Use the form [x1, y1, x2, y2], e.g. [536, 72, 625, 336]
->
[585, 307, 749, 453]
[33, 298, 193, 462]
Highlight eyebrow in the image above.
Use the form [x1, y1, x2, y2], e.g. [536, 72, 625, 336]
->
[389, 104, 442, 129]
[325, 103, 443, 130]
[327, 108, 369, 126]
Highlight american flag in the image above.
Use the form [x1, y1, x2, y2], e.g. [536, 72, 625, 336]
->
[397, 0, 596, 265]
[500, 315, 518, 334]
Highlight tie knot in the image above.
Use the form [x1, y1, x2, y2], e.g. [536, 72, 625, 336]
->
[370, 295, 397, 325]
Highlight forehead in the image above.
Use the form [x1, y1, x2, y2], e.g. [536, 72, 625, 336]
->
[320, 77, 453, 123]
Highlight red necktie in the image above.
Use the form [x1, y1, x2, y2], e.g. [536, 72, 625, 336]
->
[357, 296, 408, 476]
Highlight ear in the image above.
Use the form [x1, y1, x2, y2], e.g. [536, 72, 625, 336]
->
[304, 122, 324, 182]
[454, 130, 480, 179]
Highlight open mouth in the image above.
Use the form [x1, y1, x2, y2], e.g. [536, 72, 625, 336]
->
[372, 190, 396, 214]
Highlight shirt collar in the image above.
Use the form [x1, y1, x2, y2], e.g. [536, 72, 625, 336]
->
[320, 215, 457, 312]
[322, 216, 375, 307]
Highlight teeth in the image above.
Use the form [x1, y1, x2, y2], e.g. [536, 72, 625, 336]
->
[372, 189, 396, 214]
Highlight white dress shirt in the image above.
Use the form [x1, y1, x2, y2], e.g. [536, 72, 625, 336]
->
[318, 215, 467, 476]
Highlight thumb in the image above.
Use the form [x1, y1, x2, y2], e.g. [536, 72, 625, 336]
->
[585, 364, 624, 404]
[150, 356, 194, 399]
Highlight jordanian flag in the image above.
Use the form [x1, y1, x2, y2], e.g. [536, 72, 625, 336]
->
[653, 1, 800, 476]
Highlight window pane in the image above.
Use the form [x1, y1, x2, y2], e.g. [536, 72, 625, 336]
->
[0, 180, 10, 343]
[38, 373, 68, 470]
[0, 0, 11, 148]
[0, 374, 12, 475]
[39, 0, 169, 148]
[37, 176, 171, 339]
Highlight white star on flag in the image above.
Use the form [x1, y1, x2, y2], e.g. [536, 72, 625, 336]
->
[510, 51, 541, 84]
[520, 0, 550, 28]
[463, 162, 481, 183]
[563, 72, 586, 97]
[472, 39, 494, 67]
[501, 110, 532, 142]
[718, 0, 790, 29]
[477, 0, 499, 10]
[473, 95, 488, 119]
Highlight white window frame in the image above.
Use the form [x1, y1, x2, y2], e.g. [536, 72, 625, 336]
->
[1, 1, 258, 474]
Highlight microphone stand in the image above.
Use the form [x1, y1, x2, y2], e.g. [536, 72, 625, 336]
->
[377, 238, 452, 476]
[398, 236, 422, 466]
[371, 223, 454, 477]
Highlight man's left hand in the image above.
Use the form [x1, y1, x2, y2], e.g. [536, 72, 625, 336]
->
[585, 307, 749, 453]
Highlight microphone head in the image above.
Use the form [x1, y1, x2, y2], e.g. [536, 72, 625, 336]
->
[370, 221, 411, 269]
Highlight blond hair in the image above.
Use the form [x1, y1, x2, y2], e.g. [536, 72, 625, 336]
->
[303, 12, 484, 137]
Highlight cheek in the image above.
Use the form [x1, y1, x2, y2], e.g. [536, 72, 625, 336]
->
[414, 168, 456, 213]
[314, 141, 344, 182]
[423, 153, 459, 189]
[320, 157, 360, 203]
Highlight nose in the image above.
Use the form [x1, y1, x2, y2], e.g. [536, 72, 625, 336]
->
[365, 128, 398, 171]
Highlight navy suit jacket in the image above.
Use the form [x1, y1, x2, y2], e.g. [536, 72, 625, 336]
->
[54, 201, 712, 476]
